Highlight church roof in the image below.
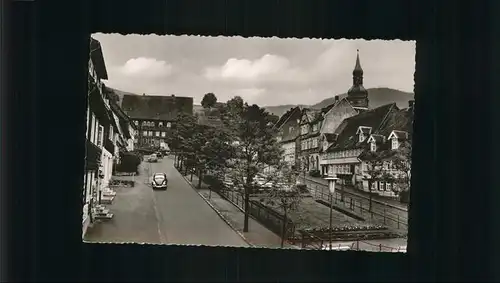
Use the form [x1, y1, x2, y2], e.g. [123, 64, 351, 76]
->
[353, 49, 363, 75]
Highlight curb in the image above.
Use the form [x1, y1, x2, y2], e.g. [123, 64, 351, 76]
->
[178, 173, 255, 247]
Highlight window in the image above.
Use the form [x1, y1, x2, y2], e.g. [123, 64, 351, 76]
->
[155, 131, 160, 137]
[109, 125, 114, 140]
[312, 124, 318, 131]
[313, 138, 318, 148]
[301, 125, 308, 135]
[134, 120, 139, 126]
[142, 121, 147, 126]
[289, 126, 294, 133]
[392, 138, 399, 150]
[143, 131, 147, 136]
[371, 142, 377, 152]
[161, 131, 166, 137]
[85, 107, 90, 140]
[159, 122, 163, 127]
[148, 131, 153, 136]
[359, 133, 365, 142]
[276, 136, 282, 142]
[166, 122, 171, 128]
[90, 114, 96, 144]
[97, 126, 104, 147]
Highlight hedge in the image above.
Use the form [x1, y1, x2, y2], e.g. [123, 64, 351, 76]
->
[399, 190, 410, 203]
[309, 169, 321, 177]
[116, 152, 141, 174]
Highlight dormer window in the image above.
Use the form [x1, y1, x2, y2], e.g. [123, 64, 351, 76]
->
[391, 139, 399, 150]
[388, 130, 407, 150]
[289, 126, 294, 133]
[370, 142, 377, 152]
[356, 126, 372, 143]
[276, 136, 282, 142]
[359, 133, 365, 143]
[159, 122, 163, 127]
[312, 124, 318, 131]
[166, 122, 171, 128]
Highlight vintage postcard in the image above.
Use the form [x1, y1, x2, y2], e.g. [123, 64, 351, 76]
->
[83, 33, 415, 252]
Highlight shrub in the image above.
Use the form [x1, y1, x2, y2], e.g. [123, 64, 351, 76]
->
[296, 184, 309, 194]
[399, 190, 410, 203]
[116, 152, 141, 174]
[203, 174, 223, 190]
[309, 169, 321, 177]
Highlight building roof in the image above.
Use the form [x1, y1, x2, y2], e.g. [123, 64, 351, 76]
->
[358, 107, 414, 161]
[121, 94, 194, 121]
[274, 107, 301, 129]
[326, 103, 398, 152]
[375, 107, 414, 138]
[323, 133, 338, 143]
[89, 38, 108, 80]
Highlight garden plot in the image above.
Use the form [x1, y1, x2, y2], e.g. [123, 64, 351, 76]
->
[264, 197, 364, 231]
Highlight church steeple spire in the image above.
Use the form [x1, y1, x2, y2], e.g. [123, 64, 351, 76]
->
[353, 49, 363, 77]
[352, 49, 364, 85]
[347, 49, 369, 110]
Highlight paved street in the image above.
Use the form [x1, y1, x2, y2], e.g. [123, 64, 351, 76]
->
[85, 156, 249, 247]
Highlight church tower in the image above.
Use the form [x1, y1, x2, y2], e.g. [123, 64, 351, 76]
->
[347, 49, 369, 110]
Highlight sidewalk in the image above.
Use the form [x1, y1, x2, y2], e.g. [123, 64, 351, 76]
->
[301, 175, 408, 211]
[183, 174, 298, 249]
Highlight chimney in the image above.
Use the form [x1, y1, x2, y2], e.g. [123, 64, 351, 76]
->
[143, 93, 146, 96]
[335, 96, 339, 102]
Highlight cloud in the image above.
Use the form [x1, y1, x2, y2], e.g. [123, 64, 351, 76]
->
[204, 54, 306, 83]
[234, 88, 266, 98]
[117, 57, 173, 78]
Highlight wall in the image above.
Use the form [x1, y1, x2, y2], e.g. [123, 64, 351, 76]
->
[321, 99, 358, 134]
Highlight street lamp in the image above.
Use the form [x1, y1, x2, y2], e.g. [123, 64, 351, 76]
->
[324, 174, 339, 250]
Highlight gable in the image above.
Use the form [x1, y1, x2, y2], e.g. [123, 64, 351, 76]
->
[300, 112, 310, 124]
[320, 99, 359, 134]
[388, 130, 408, 140]
[356, 126, 372, 135]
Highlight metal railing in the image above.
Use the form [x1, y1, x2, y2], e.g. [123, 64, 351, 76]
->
[216, 188, 296, 237]
[300, 176, 408, 212]
[306, 183, 408, 230]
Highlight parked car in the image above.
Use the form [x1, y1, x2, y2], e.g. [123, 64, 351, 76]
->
[156, 152, 163, 159]
[151, 173, 168, 190]
[148, 154, 158, 163]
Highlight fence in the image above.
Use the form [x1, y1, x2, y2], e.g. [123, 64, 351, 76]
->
[296, 228, 407, 252]
[216, 188, 296, 237]
[306, 183, 408, 230]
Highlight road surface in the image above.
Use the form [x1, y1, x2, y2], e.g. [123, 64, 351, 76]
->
[85, 156, 249, 247]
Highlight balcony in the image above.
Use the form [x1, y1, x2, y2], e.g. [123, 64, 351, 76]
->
[86, 140, 102, 171]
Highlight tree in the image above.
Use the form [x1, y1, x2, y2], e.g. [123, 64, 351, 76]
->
[391, 141, 412, 202]
[259, 165, 304, 247]
[168, 112, 198, 170]
[362, 150, 386, 212]
[222, 98, 283, 232]
[201, 92, 217, 109]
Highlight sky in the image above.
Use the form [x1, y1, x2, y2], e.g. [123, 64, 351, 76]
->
[92, 33, 415, 106]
